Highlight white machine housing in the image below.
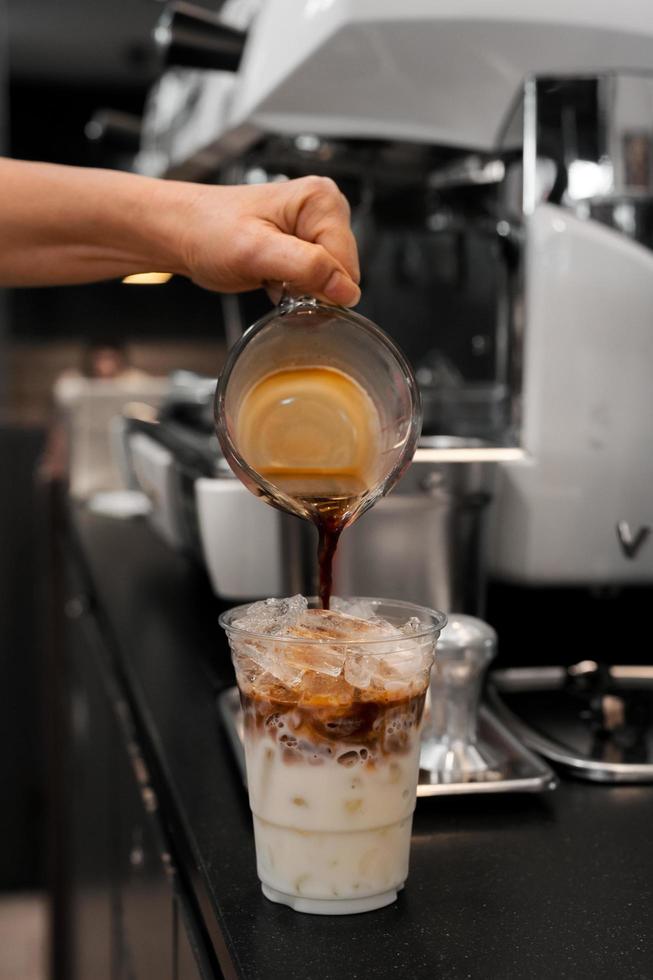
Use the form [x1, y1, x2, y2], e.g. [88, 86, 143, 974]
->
[138, 0, 653, 587]
[139, 0, 653, 173]
[229, 0, 653, 148]
[489, 205, 653, 583]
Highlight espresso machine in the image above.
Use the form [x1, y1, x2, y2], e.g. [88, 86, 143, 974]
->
[129, 0, 653, 619]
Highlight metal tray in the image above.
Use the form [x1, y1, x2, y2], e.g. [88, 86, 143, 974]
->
[217, 686, 558, 797]
[488, 665, 653, 783]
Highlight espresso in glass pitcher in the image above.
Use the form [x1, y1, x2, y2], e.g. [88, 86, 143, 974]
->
[215, 295, 421, 606]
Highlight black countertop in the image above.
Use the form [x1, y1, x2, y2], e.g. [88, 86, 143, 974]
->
[69, 508, 653, 980]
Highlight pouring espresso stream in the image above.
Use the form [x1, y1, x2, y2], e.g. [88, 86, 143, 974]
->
[215, 295, 421, 606]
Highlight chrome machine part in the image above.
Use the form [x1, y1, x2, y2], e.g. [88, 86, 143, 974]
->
[421, 614, 501, 782]
[489, 664, 653, 783]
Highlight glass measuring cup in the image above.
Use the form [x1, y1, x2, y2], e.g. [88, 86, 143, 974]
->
[214, 295, 421, 603]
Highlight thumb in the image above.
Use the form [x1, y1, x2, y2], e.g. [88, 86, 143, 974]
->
[256, 229, 361, 306]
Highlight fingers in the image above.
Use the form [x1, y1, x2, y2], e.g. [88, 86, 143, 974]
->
[322, 269, 360, 306]
[182, 178, 362, 303]
[254, 227, 361, 306]
[297, 179, 360, 282]
[263, 280, 285, 305]
[282, 177, 361, 298]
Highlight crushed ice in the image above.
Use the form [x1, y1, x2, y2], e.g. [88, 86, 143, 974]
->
[401, 616, 422, 635]
[331, 596, 378, 622]
[231, 596, 433, 691]
[234, 594, 308, 635]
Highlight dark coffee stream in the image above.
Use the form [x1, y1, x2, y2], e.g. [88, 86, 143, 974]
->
[258, 484, 367, 609]
[302, 492, 365, 609]
[317, 525, 341, 610]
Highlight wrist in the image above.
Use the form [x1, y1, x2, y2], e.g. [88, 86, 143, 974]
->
[132, 176, 204, 277]
[73, 167, 204, 278]
[98, 171, 200, 277]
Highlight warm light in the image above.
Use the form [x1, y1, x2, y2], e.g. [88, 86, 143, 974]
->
[122, 272, 173, 285]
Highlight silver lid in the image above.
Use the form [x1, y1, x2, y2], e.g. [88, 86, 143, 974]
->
[437, 613, 497, 653]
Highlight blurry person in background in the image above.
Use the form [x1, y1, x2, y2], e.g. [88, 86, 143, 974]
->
[41, 340, 151, 484]
[55, 338, 149, 396]
[39, 338, 149, 479]
[39, 338, 162, 495]
[81, 340, 136, 381]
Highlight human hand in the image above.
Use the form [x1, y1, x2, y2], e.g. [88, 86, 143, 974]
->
[0, 159, 360, 303]
[175, 176, 361, 306]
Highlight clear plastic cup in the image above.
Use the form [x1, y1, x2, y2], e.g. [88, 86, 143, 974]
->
[214, 295, 422, 529]
[220, 596, 446, 915]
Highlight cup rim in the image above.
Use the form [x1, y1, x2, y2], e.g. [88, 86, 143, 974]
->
[219, 596, 447, 646]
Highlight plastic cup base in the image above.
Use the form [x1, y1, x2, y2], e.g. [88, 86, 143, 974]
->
[261, 883, 398, 915]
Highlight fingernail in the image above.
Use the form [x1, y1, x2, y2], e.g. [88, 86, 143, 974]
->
[324, 271, 361, 307]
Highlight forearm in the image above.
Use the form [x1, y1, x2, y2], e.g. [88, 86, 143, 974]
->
[0, 158, 196, 286]
[0, 159, 360, 304]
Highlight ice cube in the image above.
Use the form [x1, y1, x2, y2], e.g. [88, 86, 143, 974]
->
[401, 616, 423, 635]
[232, 637, 306, 688]
[381, 643, 430, 679]
[231, 601, 347, 687]
[283, 641, 346, 678]
[348, 635, 434, 693]
[234, 595, 308, 636]
[331, 596, 378, 622]
[297, 671, 352, 704]
[344, 652, 373, 689]
[291, 608, 401, 642]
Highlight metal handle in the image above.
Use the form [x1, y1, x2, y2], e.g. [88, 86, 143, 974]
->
[85, 110, 141, 151]
[154, 1, 246, 72]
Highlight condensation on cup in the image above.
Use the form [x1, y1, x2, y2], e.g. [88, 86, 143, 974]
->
[220, 595, 446, 915]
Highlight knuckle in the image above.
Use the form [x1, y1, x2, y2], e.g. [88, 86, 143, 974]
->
[302, 174, 340, 199]
[232, 228, 261, 267]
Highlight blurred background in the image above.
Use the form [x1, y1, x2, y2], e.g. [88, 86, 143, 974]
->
[3, 1, 653, 975]
[1, 3, 228, 974]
